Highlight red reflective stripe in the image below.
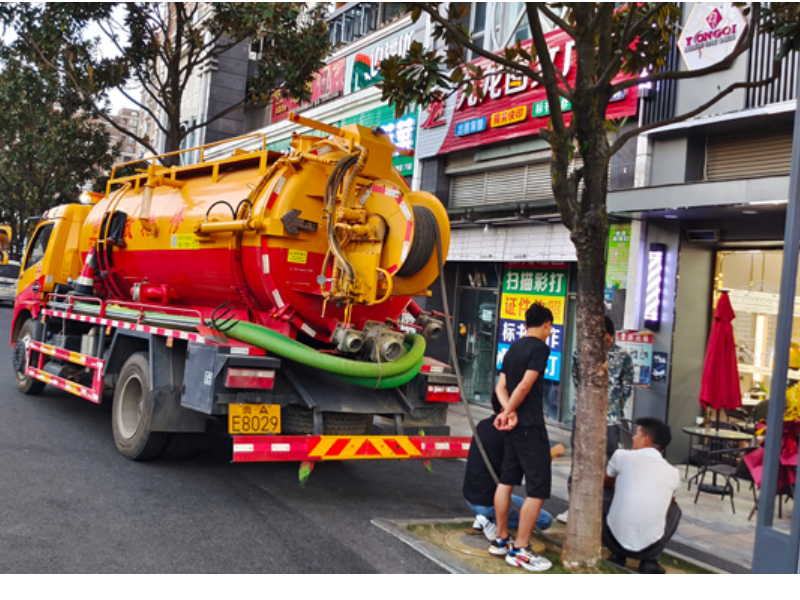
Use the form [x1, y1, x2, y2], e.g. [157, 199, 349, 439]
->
[326, 437, 351, 457]
[230, 435, 471, 462]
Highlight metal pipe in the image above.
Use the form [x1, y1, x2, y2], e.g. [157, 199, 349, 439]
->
[752, 68, 800, 574]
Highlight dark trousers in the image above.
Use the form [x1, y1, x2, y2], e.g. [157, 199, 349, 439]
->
[601, 489, 682, 562]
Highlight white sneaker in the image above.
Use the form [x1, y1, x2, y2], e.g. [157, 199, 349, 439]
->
[556, 510, 568, 524]
[481, 519, 497, 542]
[472, 515, 485, 531]
[505, 546, 553, 572]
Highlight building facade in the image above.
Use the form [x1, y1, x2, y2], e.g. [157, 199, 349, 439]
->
[607, 3, 800, 465]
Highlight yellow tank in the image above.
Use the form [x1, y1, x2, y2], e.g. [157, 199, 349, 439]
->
[76, 115, 449, 342]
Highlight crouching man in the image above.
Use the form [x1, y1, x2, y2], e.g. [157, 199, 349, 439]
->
[463, 413, 562, 540]
[604, 417, 682, 574]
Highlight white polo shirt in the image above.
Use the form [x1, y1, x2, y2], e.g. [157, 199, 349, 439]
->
[606, 447, 680, 552]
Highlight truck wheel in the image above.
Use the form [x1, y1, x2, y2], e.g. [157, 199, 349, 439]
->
[112, 352, 169, 461]
[282, 405, 372, 435]
[13, 319, 45, 395]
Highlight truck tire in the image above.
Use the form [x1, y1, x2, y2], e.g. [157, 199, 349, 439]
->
[396, 206, 437, 278]
[282, 405, 372, 435]
[112, 352, 169, 461]
[13, 319, 45, 395]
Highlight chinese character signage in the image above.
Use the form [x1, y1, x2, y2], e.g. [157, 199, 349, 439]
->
[605, 223, 631, 292]
[616, 331, 654, 387]
[341, 105, 418, 176]
[496, 264, 569, 382]
[416, 28, 638, 158]
[271, 58, 347, 123]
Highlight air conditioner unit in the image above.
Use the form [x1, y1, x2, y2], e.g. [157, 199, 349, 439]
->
[685, 229, 719, 243]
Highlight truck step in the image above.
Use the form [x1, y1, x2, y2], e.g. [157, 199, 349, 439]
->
[25, 366, 100, 403]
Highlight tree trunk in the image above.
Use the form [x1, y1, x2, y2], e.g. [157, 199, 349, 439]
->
[561, 174, 610, 569]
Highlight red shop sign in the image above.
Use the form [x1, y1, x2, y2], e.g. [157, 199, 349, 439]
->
[271, 58, 347, 123]
[435, 29, 638, 155]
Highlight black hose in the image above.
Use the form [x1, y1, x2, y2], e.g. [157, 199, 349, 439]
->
[432, 222, 499, 485]
[205, 200, 236, 221]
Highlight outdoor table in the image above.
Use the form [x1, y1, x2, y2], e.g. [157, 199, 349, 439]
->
[682, 426, 755, 493]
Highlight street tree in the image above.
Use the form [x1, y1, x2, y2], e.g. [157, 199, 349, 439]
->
[0, 2, 330, 164]
[378, 2, 800, 568]
[0, 57, 115, 253]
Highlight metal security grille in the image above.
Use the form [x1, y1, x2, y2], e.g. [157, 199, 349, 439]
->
[746, 22, 800, 108]
[450, 162, 554, 208]
[706, 132, 793, 180]
[641, 35, 679, 126]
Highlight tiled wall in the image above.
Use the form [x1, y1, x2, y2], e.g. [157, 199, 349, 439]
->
[448, 224, 577, 262]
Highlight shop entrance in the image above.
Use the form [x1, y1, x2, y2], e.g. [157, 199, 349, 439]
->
[455, 264, 500, 407]
[714, 247, 800, 416]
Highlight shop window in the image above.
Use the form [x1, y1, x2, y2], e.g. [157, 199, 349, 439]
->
[714, 249, 800, 408]
[327, 3, 406, 49]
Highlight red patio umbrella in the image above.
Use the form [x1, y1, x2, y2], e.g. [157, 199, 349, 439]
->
[699, 291, 742, 425]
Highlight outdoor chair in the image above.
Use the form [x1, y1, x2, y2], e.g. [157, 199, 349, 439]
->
[693, 445, 759, 514]
[685, 421, 742, 487]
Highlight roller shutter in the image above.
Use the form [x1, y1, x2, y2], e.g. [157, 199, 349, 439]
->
[706, 132, 792, 180]
[449, 161, 556, 208]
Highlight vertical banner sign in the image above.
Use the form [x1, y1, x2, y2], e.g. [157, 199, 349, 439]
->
[497, 264, 568, 382]
[616, 331, 655, 386]
[605, 223, 631, 292]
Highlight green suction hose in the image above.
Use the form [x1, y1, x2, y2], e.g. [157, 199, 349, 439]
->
[334, 355, 425, 389]
[218, 319, 426, 381]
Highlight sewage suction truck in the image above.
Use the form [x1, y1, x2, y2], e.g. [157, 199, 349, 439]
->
[11, 114, 468, 477]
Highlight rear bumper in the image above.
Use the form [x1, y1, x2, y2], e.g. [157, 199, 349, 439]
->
[232, 435, 471, 462]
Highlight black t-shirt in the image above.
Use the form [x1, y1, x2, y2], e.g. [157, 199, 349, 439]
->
[462, 416, 505, 506]
[500, 336, 550, 427]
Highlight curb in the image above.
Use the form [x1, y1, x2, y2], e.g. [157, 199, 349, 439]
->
[373, 516, 729, 574]
[371, 518, 482, 574]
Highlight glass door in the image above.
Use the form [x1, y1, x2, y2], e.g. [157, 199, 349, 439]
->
[456, 287, 499, 406]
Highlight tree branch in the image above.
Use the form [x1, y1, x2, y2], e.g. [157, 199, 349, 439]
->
[112, 84, 169, 135]
[418, 4, 546, 87]
[611, 3, 761, 93]
[538, 5, 575, 37]
[609, 70, 780, 155]
[528, 4, 567, 135]
[184, 97, 246, 135]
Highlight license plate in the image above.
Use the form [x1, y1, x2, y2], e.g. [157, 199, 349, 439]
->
[228, 404, 281, 434]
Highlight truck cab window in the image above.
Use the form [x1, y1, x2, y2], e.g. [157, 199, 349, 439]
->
[23, 223, 54, 270]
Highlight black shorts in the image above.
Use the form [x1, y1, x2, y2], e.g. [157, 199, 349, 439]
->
[499, 426, 551, 499]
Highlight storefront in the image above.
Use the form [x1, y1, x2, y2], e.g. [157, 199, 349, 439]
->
[416, 27, 638, 425]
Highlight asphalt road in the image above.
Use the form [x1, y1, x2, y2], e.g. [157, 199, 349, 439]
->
[0, 306, 473, 573]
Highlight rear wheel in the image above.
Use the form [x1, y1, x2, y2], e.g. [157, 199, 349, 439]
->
[13, 319, 45, 395]
[112, 352, 169, 461]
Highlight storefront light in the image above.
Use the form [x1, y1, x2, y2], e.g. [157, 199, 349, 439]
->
[644, 243, 667, 331]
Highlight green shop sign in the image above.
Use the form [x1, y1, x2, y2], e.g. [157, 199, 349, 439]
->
[532, 97, 572, 118]
[268, 105, 417, 177]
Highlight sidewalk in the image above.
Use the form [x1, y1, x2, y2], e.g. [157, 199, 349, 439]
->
[445, 403, 791, 573]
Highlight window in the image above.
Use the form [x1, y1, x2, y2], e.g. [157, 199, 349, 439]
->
[23, 223, 54, 271]
[0, 264, 19, 279]
[327, 3, 407, 49]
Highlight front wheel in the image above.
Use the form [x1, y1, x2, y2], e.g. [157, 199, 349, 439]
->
[112, 352, 169, 461]
[13, 319, 45, 395]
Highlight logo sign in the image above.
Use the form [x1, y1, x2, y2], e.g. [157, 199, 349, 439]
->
[678, 3, 746, 71]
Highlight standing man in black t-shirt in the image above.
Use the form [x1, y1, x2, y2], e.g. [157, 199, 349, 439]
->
[489, 302, 554, 572]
